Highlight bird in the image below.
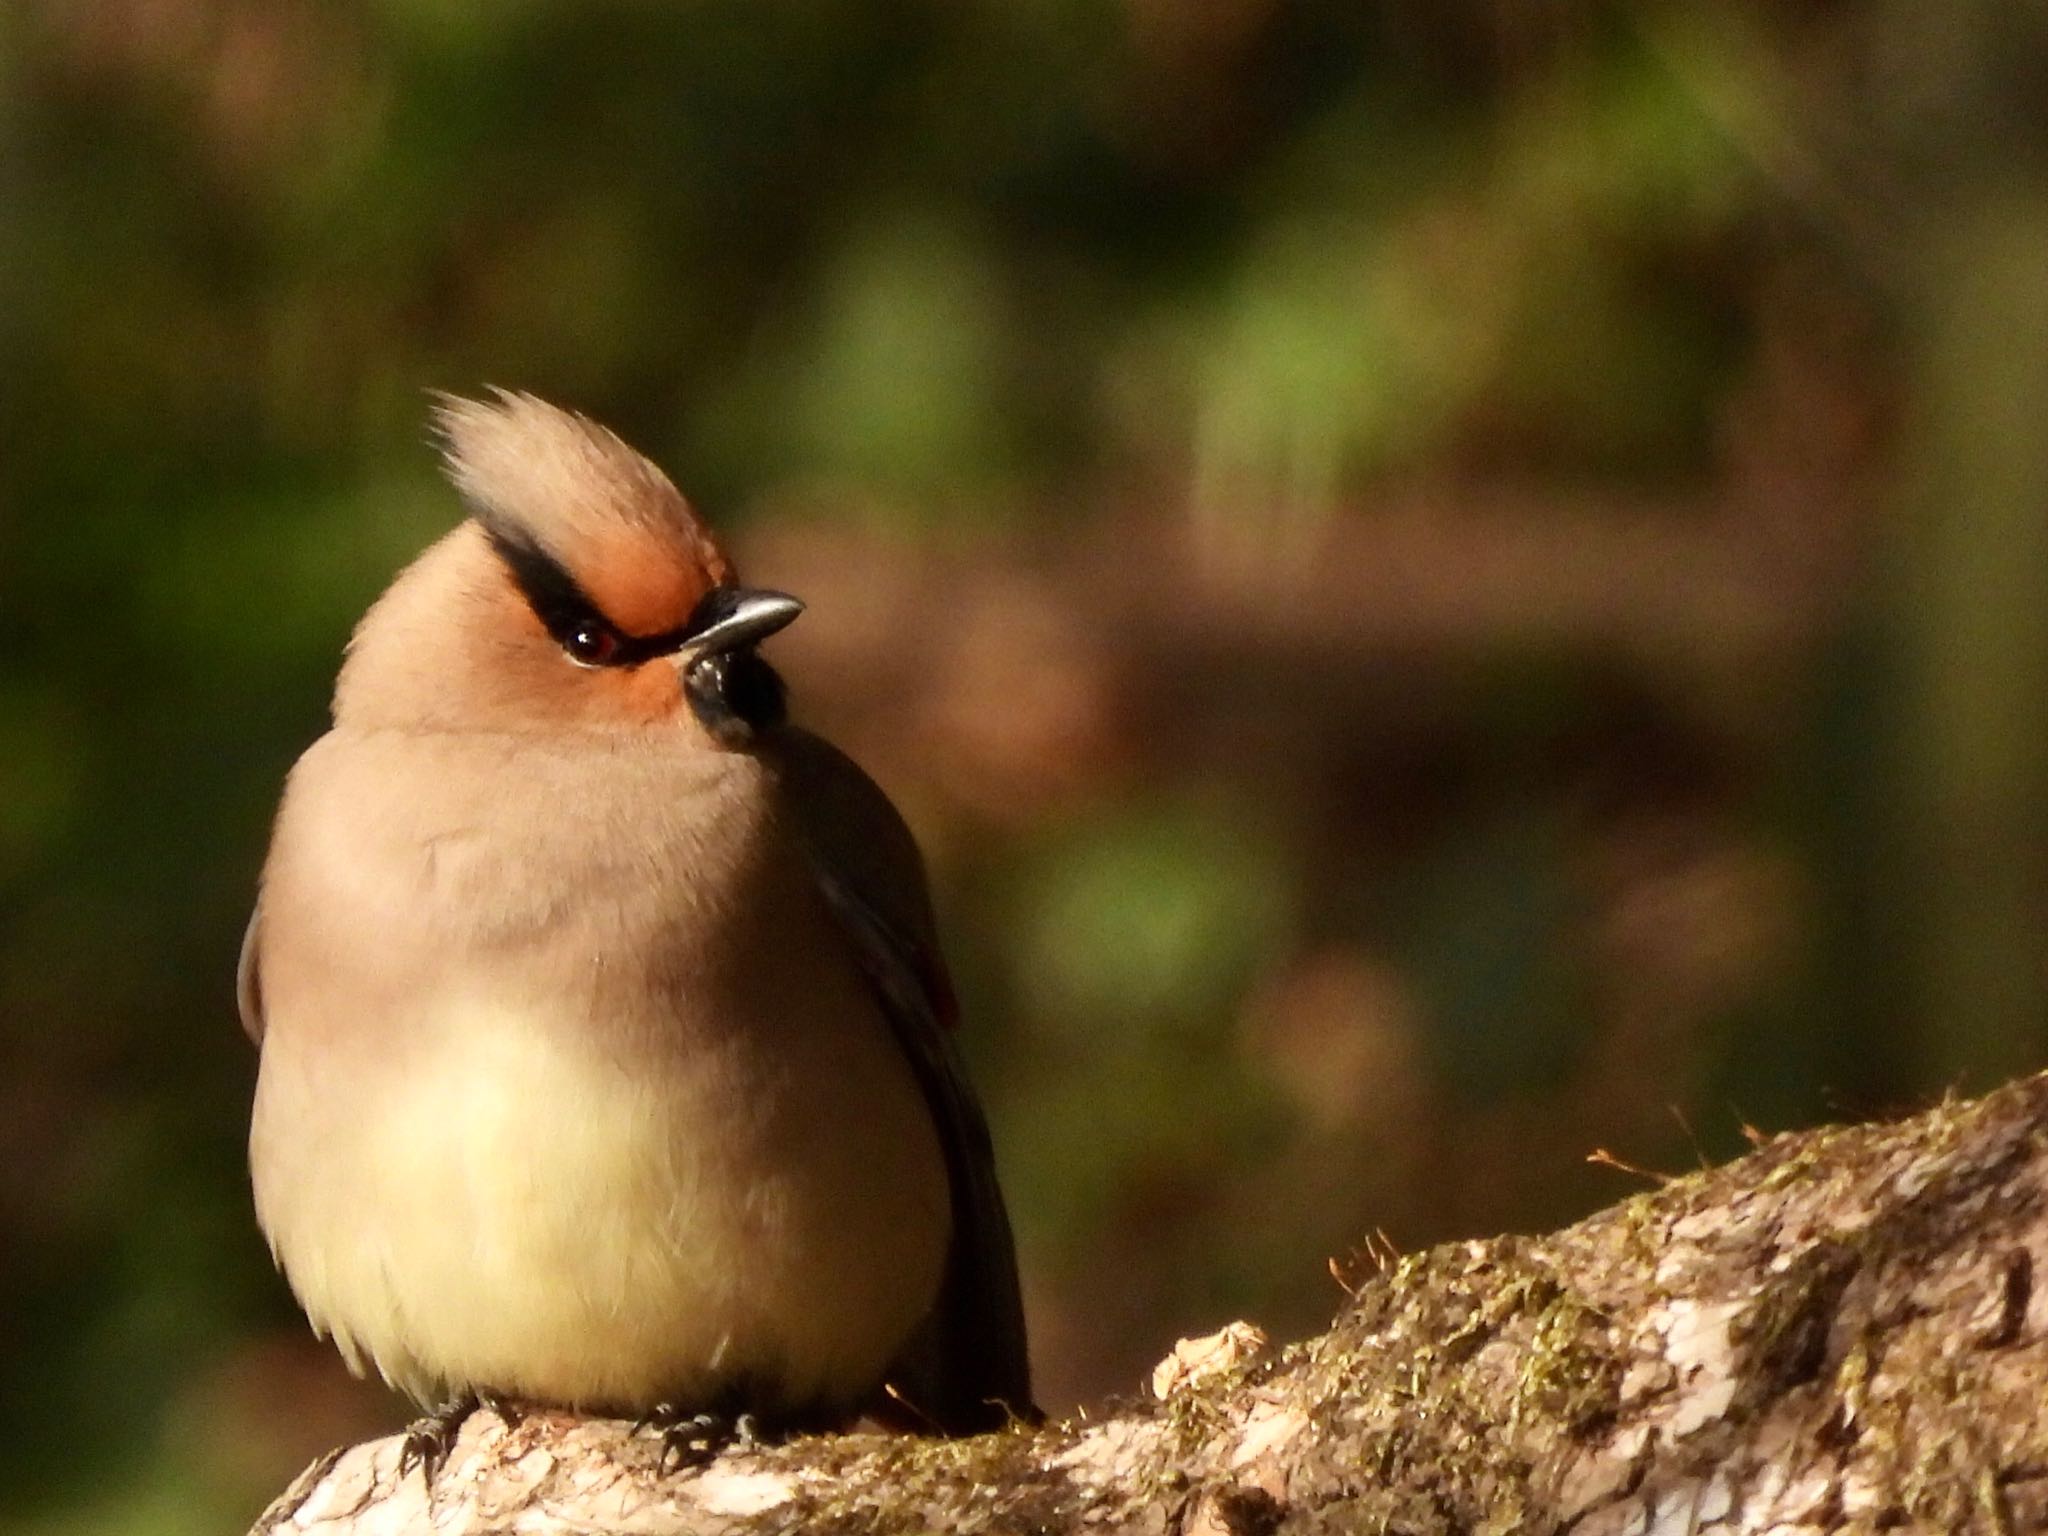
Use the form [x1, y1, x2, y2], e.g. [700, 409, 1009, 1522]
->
[238, 390, 1035, 1467]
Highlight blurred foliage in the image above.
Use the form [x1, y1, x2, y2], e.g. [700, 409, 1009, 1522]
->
[3, 2, 2048, 1532]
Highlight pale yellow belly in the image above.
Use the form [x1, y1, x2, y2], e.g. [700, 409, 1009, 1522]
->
[250, 982, 951, 1414]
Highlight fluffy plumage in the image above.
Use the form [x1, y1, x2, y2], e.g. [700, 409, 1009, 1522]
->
[242, 392, 1034, 1434]
[435, 389, 730, 614]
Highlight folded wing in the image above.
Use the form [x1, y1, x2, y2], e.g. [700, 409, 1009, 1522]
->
[775, 729, 1037, 1431]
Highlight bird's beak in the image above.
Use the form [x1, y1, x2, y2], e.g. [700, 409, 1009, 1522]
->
[675, 586, 805, 661]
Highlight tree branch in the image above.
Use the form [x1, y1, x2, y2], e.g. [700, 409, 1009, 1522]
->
[251, 1071, 2048, 1535]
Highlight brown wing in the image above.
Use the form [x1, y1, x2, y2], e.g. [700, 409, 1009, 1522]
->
[774, 729, 1037, 1431]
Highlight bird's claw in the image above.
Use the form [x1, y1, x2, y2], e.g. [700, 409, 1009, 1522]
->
[646, 1408, 764, 1472]
[399, 1397, 478, 1482]
[477, 1389, 527, 1430]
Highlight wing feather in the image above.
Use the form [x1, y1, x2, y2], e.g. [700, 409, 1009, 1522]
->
[775, 730, 1036, 1430]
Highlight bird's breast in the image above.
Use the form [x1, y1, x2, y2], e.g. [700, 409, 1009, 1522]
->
[248, 728, 951, 1414]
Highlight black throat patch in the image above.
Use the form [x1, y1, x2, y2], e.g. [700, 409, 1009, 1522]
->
[684, 650, 788, 748]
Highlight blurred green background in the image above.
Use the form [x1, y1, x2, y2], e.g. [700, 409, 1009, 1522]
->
[5, 1, 2048, 1529]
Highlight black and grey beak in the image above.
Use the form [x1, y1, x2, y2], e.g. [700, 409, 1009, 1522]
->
[676, 586, 802, 747]
[675, 586, 805, 661]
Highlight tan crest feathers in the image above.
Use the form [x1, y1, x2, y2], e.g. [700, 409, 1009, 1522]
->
[429, 390, 732, 585]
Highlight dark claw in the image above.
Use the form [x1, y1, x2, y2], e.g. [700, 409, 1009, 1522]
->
[632, 1400, 679, 1436]
[647, 1408, 770, 1472]
[477, 1389, 527, 1431]
[659, 1411, 726, 1472]
[399, 1396, 478, 1482]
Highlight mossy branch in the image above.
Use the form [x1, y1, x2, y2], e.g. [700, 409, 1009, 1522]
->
[251, 1072, 2048, 1535]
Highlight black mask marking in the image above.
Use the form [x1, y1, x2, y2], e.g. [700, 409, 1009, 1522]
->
[483, 524, 696, 667]
[483, 522, 791, 747]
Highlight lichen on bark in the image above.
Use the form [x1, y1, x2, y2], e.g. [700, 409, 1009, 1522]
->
[252, 1071, 2048, 1536]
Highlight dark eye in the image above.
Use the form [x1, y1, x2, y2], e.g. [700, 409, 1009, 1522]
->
[563, 622, 621, 667]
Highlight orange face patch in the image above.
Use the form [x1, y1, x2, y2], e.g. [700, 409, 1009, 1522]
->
[597, 658, 694, 725]
[479, 566, 690, 730]
[575, 526, 733, 642]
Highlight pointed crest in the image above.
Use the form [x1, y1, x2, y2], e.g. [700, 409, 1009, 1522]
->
[431, 390, 732, 589]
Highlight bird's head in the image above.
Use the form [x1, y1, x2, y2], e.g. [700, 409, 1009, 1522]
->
[333, 391, 801, 745]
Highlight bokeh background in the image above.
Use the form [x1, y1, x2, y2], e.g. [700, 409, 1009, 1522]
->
[5, 2, 2048, 1530]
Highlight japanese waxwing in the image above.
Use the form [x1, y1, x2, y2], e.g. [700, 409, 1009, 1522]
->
[239, 391, 1034, 1458]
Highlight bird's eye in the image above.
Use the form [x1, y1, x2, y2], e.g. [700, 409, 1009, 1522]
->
[563, 622, 621, 667]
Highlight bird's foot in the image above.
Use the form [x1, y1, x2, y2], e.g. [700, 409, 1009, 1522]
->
[641, 1406, 766, 1472]
[399, 1396, 479, 1482]
[476, 1388, 528, 1431]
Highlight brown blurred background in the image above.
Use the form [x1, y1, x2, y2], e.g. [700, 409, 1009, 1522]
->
[4, 2, 2048, 1530]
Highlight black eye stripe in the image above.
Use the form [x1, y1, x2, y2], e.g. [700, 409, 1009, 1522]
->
[481, 524, 692, 667]
[484, 526, 603, 644]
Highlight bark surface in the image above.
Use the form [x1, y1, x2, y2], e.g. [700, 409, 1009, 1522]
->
[250, 1071, 2048, 1536]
